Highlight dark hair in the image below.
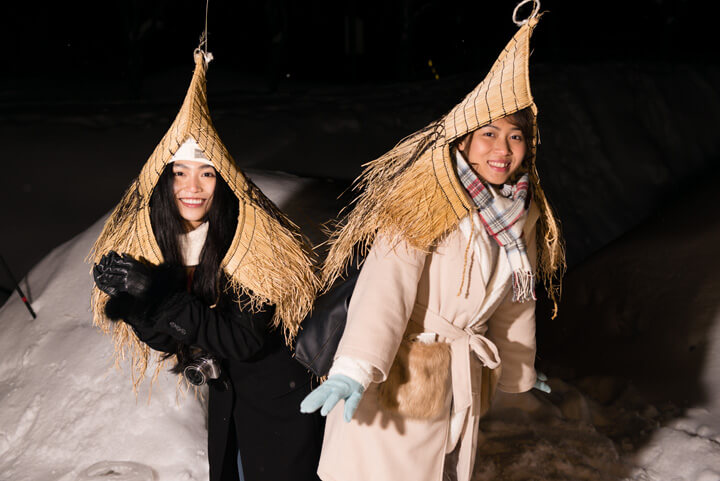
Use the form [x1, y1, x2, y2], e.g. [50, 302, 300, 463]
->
[504, 107, 534, 156]
[149, 164, 239, 305]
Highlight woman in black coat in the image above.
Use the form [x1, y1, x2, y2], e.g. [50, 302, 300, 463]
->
[93, 158, 323, 481]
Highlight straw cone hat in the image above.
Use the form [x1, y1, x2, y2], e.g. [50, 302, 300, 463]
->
[90, 50, 319, 383]
[323, 11, 564, 312]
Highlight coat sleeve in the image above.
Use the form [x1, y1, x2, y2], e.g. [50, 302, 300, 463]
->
[102, 266, 269, 360]
[130, 324, 177, 354]
[334, 234, 427, 382]
[486, 218, 538, 393]
[103, 290, 181, 354]
[149, 292, 270, 362]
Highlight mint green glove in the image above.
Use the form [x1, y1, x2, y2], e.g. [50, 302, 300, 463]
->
[300, 374, 364, 423]
[533, 371, 551, 393]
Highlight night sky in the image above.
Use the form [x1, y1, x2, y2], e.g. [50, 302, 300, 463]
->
[5, 0, 716, 95]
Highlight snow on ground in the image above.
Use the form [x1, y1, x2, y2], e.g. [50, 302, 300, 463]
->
[476, 377, 720, 480]
[0, 172, 340, 481]
[0, 215, 208, 481]
[2, 62, 720, 480]
[474, 174, 720, 481]
[1, 171, 719, 481]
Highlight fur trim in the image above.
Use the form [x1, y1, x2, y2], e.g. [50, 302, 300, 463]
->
[378, 340, 451, 420]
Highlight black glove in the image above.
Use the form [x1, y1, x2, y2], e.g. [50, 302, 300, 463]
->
[96, 256, 186, 323]
[93, 251, 152, 299]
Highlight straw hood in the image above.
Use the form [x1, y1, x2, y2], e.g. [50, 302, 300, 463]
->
[322, 10, 563, 314]
[90, 50, 319, 385]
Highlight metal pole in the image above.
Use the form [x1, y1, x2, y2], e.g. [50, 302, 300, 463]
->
[0, 254, 37, 319]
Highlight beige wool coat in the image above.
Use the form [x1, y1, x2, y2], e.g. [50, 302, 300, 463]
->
[318, 202, 541, 481]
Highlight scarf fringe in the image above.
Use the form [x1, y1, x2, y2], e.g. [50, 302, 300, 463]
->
[512, 270, 536, 303]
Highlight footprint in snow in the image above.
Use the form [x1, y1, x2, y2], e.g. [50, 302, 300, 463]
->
[76, 461, 154, 481]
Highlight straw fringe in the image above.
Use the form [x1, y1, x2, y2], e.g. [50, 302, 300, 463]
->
[322, 132, 469, 287]
[88, 50, 319, 390]
[529, 164, 566, 317]
[221, 198, 320, 342]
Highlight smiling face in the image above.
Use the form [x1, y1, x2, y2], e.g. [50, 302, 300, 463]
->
[457, 116, 528, 186]
[172, 160, 217, 229]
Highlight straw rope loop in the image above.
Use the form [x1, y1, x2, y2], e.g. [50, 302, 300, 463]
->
[194, 47, 214, 65]
[513, 0, 541, 26]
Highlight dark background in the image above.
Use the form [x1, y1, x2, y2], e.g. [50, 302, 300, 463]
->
[4, 0, 713, 95]
[0, 0, 716, 299]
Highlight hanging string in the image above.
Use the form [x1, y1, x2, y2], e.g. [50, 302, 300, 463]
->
[513, 0, 540, 26]
[196, 0, 214, 64]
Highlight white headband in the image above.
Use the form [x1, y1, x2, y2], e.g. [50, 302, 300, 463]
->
[170, 138, 214, 166]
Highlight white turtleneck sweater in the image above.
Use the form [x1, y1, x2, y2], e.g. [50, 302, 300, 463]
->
[179, 222, 209, 267]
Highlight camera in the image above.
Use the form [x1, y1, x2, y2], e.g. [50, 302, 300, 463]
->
[183, 354, 221, 386]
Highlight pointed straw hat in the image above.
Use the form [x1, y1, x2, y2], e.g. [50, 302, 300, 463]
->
[90, 50, 319, 385]
[323, 7, 564, 314]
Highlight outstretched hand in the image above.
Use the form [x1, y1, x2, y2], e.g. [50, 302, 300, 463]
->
[533, 371, 551, 393]
[300, 374, 364, 423]
[93, 251, 152, 299]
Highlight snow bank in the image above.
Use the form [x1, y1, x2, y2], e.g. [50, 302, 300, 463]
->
[3, 169, 720, 480]
[2, 68, 720, 476]
[0, 215, 208, 481]
[0, 171, 339, 481]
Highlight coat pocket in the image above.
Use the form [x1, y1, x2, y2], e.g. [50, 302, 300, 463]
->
[377, 339, 451, 420]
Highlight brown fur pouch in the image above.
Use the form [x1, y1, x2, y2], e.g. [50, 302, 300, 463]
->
[378, 339, 451, 420]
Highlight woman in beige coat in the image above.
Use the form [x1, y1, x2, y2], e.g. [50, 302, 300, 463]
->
[302, 7, 563, 481]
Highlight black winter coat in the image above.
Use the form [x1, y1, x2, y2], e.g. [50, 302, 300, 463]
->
[107, 275, 323, 481]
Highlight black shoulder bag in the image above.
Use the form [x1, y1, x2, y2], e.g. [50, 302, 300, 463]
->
[294, 264, 361, 377]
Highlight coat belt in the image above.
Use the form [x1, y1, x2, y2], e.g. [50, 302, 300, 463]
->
[410, 304, 500, 413]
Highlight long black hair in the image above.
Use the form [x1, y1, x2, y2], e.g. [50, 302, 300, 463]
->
[150, 164, 239, 304]
[149, 164, 239, 369]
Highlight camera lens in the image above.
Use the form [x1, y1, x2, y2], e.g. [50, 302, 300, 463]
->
[183, 355, 221, 386]
[184, 365, 207, 386]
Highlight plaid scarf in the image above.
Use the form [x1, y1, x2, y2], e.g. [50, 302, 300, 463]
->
[455, 150, 535, 302]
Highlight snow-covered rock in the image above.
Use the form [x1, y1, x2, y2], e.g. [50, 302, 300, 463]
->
[0, 171, 341, 481]
[0, 214, 208, 481]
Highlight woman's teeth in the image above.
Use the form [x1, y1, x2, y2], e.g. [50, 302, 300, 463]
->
[488, 161, 509, 169]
